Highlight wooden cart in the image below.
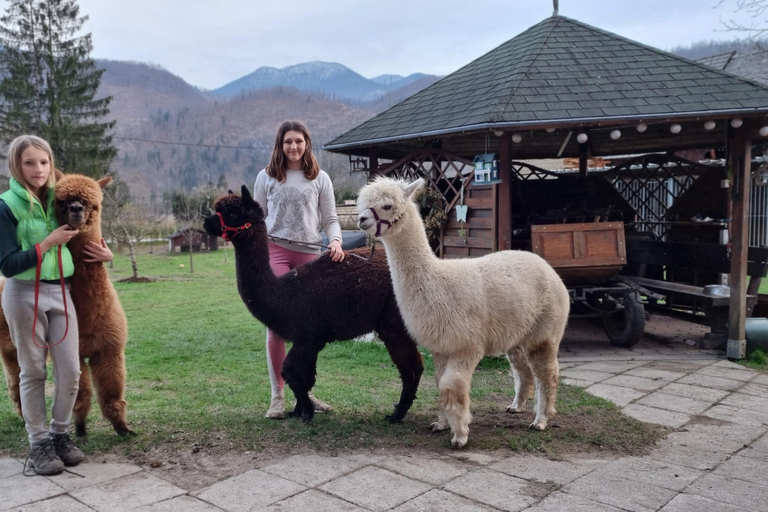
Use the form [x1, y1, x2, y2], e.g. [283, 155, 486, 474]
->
[531, 221, 653, 347]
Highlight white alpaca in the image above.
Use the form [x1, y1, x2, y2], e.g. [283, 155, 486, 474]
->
[357, 177, 570, 448]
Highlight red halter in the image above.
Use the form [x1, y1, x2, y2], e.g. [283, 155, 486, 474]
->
[216, 212, 252, 241]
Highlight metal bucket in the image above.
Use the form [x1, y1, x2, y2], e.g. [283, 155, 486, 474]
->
[745, 317, 768, 351]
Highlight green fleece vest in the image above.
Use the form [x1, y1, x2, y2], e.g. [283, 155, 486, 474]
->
[0, 178, 74, 280]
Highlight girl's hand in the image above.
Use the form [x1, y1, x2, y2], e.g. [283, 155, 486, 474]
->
[40, 224, 79, 252]
[328, 239, 345, 262]
[82, 238, 113, 263]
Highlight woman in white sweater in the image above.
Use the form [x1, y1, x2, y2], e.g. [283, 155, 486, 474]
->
[253, 120, 345, 419]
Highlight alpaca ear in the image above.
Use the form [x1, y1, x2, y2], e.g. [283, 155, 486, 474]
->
[241, 185, 253, 203]
[404, 178, 425, 201]
[54, 169, 64, 180]
[97, 176, 112, 189]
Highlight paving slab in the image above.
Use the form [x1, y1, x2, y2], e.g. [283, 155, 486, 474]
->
[735, 381, 768, 397]
[559, 369, 614, 383]
[656, 382, 730, 402]
[319, 466, 431, 512]
[489, 456, 608, 486]
[684, 473, 768, 510]
[601, 374, 668, 392]
[703, 404, 768, 426]
[635, 391, 713, 415]
[695, 365, 756, 382]
[659, 421, 765, 454]
[11, 494, 97, 512]
[131, 495, 224, 512]
[524, 491, 625, 512]
[740, 432, 768, 460]
[719, 392, 768, 411]
[562, 470, 678, 512]
[0, 473, 65, 511]
[587, 456, 703, 492]
[441, 468, 540, 512]
[621, 403, 691, 428]
[647, 442, 731, 471]
[193, 469, 305, 512]
[0, 458, 22, 479]
[658, 493, 751, 512]
[624, 367, 687, 381]
[262, 489, 367, 512]
[46, 462, 143, 491]
[676, 374, 744, 392]
[644, 360, 713, 372]
[750, 373, 768, 386]
[560, 377, 591, 388]
[389, 489, 497, 512]
[711, 455, 768, 486]
[585, 383, 646, 407]
[375, 454, 470, 485]
[447, 451, 496, 466]
[261, 454, 376, 487]
[568, 360, 646, 373]
[69, 472, 186, 512]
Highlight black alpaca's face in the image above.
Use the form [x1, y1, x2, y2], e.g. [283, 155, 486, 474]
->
[203, 187, 264, 239]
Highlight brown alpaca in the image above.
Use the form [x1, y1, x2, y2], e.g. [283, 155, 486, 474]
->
[0, 172, 132, 436]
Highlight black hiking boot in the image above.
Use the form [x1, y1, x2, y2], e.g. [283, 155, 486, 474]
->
[51, 433, 84, 466]
[26, 438, 64, 475]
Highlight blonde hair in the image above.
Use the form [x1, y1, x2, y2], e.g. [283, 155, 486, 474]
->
[266, 120, 320, 183]
[7, 135, 57, 201]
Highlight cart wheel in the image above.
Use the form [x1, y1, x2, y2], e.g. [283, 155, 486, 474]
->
[603, 292, 645, 348]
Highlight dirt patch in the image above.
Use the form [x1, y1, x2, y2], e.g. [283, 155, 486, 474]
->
[79, 405, 670, 491]
[117, 276, 156, 283]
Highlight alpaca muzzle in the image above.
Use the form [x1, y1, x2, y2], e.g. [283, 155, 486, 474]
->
[360, 207, 397, 237]
[216, 212, 252, 241]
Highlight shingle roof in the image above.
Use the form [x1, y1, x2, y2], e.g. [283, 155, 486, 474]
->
[698, 49, 768, 87]
[326, 15, 768, 151]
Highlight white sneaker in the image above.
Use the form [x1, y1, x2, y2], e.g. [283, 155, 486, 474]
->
[308, 391, 334, 413]
[265, 396, 285, 419]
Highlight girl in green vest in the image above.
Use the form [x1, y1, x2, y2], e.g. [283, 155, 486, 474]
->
[0, 135, 110, 475]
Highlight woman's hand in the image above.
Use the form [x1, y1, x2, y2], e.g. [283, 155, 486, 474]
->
[328, 239, 345, 262]
[39, 224, 79, 253]
[82, 238, 113, 263]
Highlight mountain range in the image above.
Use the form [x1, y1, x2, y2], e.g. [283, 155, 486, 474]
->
[212, 61, 430, 102]
[94, 60, 440, 198]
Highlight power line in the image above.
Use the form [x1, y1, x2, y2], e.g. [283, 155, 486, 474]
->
[112, 135, 271, 151]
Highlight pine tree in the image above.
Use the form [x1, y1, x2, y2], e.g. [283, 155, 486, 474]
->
[0, 0, 116, 177]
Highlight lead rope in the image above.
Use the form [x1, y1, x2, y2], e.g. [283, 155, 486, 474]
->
[31, 243, 69, 349]
[267, 235, 376, 261]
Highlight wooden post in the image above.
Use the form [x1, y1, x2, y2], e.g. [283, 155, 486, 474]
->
[369, 148, 379, 177]
[727, 123, 751, 360]
[498, 133, 512, 251]
[578, 142, 588, 179]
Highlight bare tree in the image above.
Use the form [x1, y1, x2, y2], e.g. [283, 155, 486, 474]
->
[717, 0, 768, 37]
[103, 182, 167, 280]
[172, 187, 217, 273]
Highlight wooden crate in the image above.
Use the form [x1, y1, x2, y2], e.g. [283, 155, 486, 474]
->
[531, 222, 626, 285]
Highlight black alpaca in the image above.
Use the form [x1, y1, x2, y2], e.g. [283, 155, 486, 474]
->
[203, 185, 424, 423]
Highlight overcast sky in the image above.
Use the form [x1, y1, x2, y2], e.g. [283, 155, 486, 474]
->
[1, 0, 762, 90]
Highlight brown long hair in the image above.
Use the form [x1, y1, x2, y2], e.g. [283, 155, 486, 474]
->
[266, 120, 320, 183]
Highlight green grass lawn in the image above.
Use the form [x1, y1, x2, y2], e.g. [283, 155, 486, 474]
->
[0, 249, 664, 458]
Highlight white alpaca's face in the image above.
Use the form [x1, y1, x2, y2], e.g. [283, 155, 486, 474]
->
[357, 178, 423, 237]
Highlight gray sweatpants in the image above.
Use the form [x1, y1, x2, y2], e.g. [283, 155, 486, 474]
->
[2, 278, 80, 445]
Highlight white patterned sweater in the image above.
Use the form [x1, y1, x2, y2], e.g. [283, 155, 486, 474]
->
[253, 169, 342, 254]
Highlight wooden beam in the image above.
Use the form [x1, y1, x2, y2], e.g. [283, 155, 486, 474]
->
[368, 147, 379, 176]
[498, 133, 512, 251]
[579, 142, 588, 178]
[727, 123, 752, 360]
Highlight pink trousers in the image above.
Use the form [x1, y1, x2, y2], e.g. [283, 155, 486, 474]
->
[266, 243, 317, 396]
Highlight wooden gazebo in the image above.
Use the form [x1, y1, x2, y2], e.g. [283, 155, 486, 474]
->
[324, 13, 768, 358]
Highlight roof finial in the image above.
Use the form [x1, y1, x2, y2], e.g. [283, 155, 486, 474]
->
[553, 0, 559, 16]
